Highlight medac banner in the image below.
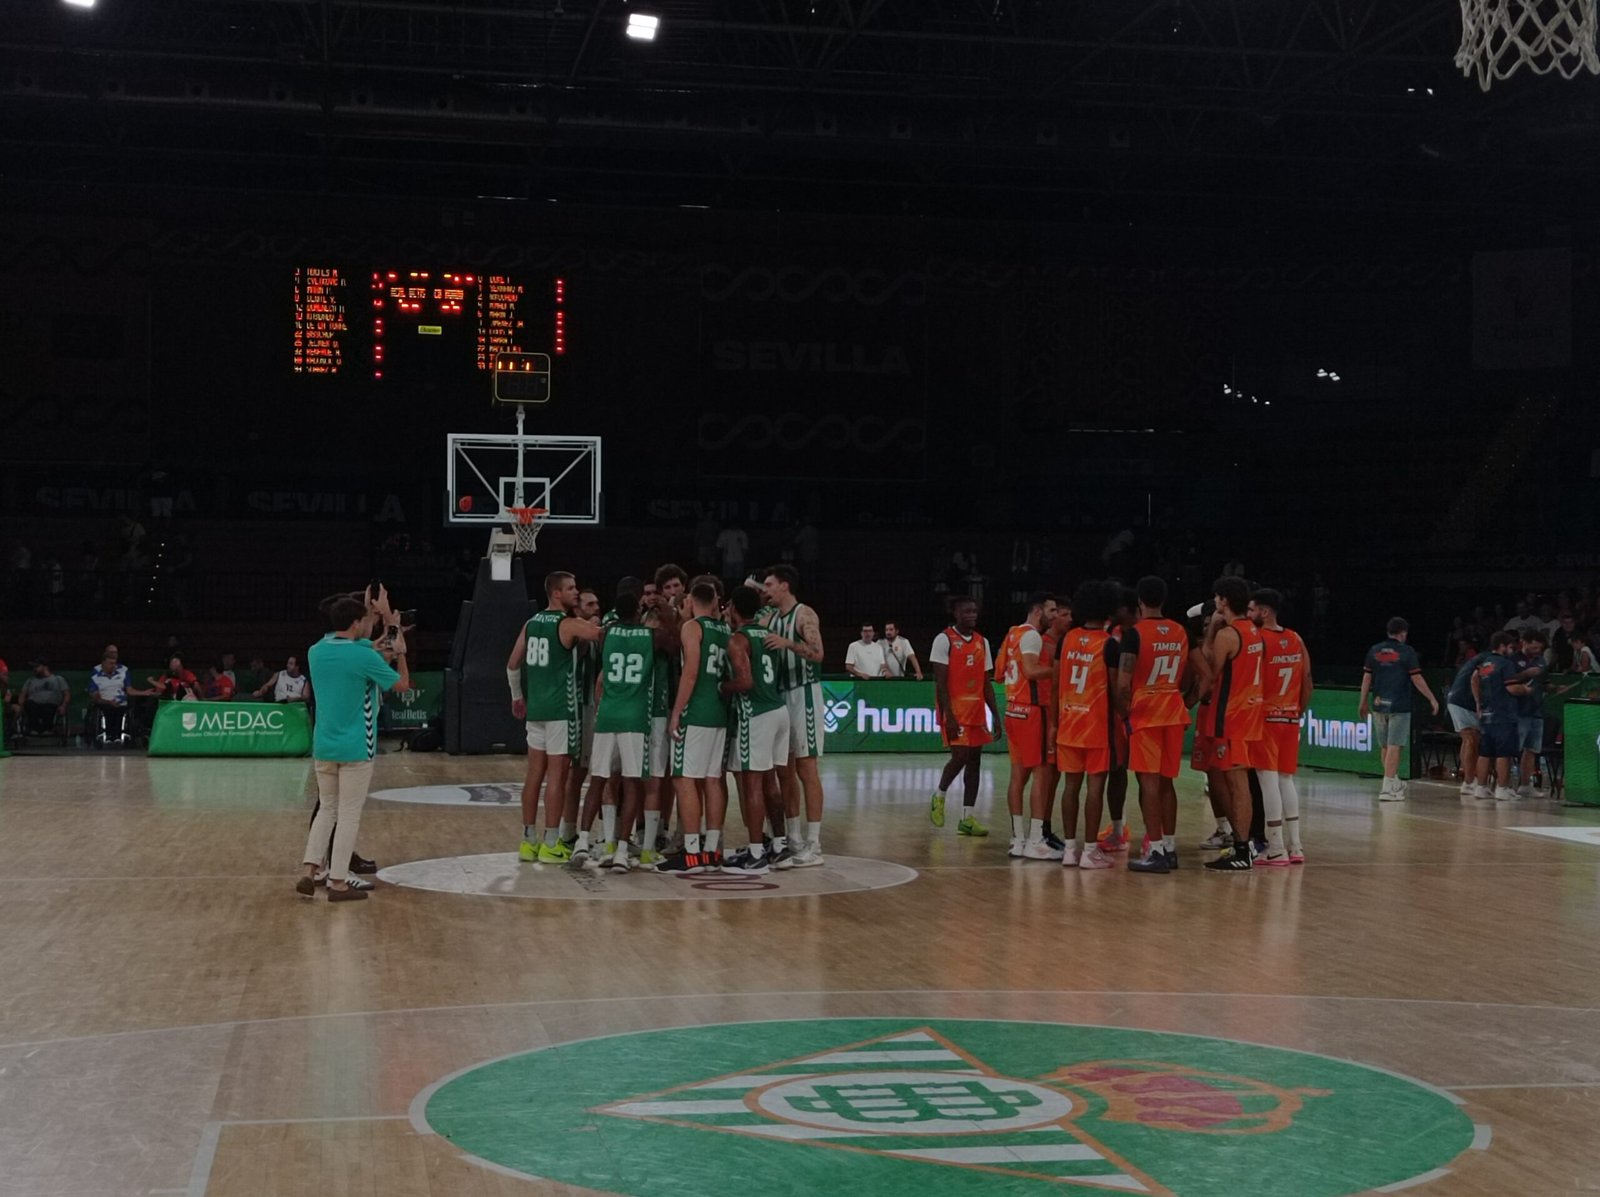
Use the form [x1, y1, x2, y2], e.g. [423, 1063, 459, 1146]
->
[147, 701, 311, 757]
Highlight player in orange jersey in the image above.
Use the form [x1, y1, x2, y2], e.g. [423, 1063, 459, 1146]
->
[994, 593, 1056, 857]
[1048, 579, 1123, 870]
[1115, 576, 1190, 875]
[929, 597, 1000, 837]
[1097, 588, 1138, 854]
[1202, 576, 1265, 872]
[1249, 588, 1313, 865]
[1027, 598, 1074, 859]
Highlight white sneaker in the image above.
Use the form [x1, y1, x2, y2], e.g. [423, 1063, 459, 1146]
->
[1378, 779, 1406, 802]
[1008, 837, 1025, 858]
[791, 841, 825, 868]
[610, 842, 631, 873]
[1022, 838, 1064, 861]
[1078, 845, 1115, 870]
[1494, 787, 1520, 802]
[1060, 846, 1081, 868]
[1526, 785, 1548, 799]
[1198, 830, 1230, 850]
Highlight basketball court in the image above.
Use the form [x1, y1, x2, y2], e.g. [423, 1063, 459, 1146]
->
[2, 749, 1598, 1196]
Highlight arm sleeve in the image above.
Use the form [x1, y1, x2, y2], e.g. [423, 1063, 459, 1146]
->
[982, 639, 993, 670]
[1404, 646, 1421, 674]
[1103, 638, 1120, 669]
[1118, 626, 1141, 658]
[1362, 646, 1377, 673]
[844, 644, 863, 671]
[929, 634, 951, 665]
[1019, 629, 1043, 657]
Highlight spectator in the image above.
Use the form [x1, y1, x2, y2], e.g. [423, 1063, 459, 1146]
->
[1357, 616, 1439, 803]
[202, 665, 236, 701]
[237, 655, 271, 696]
[1551, 614, 1599, 673]
[845, 624, 890, 679]
[882, 621, 924, 679]
[149, 655, 200, 701]
[1537, 600, 1560, 637]
[715, 523, 749, 582]
[12, 662, 70, 738]
[219, 652, 238, 687]
[1503, 600, 1541, 635]
[256, 655, 311, 704]
[87, 652, 153, 744]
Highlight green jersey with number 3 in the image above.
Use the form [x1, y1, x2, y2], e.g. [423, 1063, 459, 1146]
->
[595, 623, 655, 734]
[522, 610, 578, 721]
[682, 616, 731, 728]
[736, 625, 784, 719]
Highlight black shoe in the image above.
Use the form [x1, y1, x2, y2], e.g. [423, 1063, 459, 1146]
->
[1167, 848, 1180, 870]
[722, 849, 771, 876]
[1043, 831, 1068, 853]
[295, 876, 316, 897]
[656, 850, 708, 876]
[1204, 844, 1254, 872]
[769, 843, 796, 871]
[349, 854, 378, 875]
[1128, 849, 1171, 875]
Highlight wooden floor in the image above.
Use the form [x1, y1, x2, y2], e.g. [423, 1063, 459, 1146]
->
[1, 748, 1598, 1196]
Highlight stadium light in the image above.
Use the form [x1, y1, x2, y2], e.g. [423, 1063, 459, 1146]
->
[61, 0, 96, 7]
[626, 12, 659, 40]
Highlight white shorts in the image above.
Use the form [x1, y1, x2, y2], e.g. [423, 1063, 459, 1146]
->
[733, 706, 791, 773]
[784, 683, 826, 759]
[590, 730, 648, 779]
[525, 719, 575, 755]
[578, 703, 596, 767]
[672, 725, 727, 779]
[650, 716, 669, 778]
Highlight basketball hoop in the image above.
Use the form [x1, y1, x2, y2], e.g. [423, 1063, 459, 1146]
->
[507, 506, 548, 555]
[1457, 0, 1599, 91]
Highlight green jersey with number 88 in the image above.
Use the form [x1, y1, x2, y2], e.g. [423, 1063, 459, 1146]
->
[522, 610, 578, 721]
[595, 624, 655, 734]
[683, 616, 731, 728]
[736, 624, 784, 719]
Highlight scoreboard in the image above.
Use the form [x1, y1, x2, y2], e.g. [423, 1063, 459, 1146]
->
[291, 267, 566, 381]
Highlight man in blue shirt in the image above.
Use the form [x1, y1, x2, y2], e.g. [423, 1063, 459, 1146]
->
[1514, 629, 1550, 798]
[1357, 617, 1440, 802]
[297, 591, 410, 902]
[1470, 631, 1530, 801]
[1444, 634, 1485, 798]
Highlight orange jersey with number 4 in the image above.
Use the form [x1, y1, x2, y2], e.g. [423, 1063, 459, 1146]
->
[995, 624, 1044, 710]
[1262, 626, 1308, 724]
[1056, 627, 1116, 749]
[1128, 618, 1191, 731]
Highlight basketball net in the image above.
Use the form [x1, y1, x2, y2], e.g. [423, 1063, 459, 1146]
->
[507, 506, 547, 555]
[1457, 0, 1600, 90]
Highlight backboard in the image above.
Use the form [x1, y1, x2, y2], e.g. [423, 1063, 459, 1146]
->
[445, 432, 602, 527]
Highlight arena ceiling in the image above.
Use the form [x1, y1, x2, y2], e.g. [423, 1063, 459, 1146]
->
[3, 0, 1598, 230]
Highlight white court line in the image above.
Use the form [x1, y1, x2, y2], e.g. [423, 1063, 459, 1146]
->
[1376, 1167, 1453, 1192]
[184, 1115, 410, 1197]
[1472, 1123, 1493, 1150]
[1450, 1081, 1600, 1091]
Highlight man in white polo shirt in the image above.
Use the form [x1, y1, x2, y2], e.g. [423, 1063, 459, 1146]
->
[845, 623, 890, 679]
[882, 621, 923, 679]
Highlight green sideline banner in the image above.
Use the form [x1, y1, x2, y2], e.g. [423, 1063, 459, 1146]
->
[147, 701, 311, 757]
[1562, 701, 1600, 807]
[383, 669, 443, 728]
[1293, 685, 1410, 777]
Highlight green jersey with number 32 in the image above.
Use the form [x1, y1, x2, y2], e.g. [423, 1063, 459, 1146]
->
[595, 623, 655, 734]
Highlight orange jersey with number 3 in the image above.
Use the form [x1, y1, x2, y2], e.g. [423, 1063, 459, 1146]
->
[1056, 627, 1116, 749]
[1128, 618, 1191, 731]
[1211, 617, 1265, 740]
[995, 624, 1044, 710]
[1262, 626, 1308, 724]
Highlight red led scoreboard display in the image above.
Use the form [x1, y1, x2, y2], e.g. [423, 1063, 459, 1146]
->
[291, 267, 567, 380]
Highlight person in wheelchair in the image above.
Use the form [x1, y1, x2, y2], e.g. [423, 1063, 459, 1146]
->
[87, 652, 156, 746]
[11, 662, 70, 742]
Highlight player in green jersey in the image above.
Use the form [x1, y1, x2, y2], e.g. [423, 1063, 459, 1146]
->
[636, 567, 685, 865]
[507, 571, 602, 864]
[761, 563, 827, 868]
[721, 585, 791, 875]
[660, 581, 732, 874]
[564, 586, 608, 865]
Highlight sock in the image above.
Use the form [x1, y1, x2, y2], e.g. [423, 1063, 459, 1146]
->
[961, 801, 976, 816]
[1011, 815, 1026, 839]
[749, 840, 765, 860]
[685, 833, 702, 854]
[1073, 837, 1084, 854]
[1112, 819, 1124, 836]
[642, 810, 661, 849]
[1216, 817, 1232, 835]
[787, 815, 804, 843]
[772, 834, 788, 853]
[1027, 818, 1044, 841]
[806, 820, 822, 848]
[559, 819, 575, 841]
[1162, 834, 1176, 853]
[706, 829, 722, 852]
[602, 806, 617, 845]
[523, 824, 536, 842]
[1281, 777, 1302, 848]
[543, 827, 559, 847]
[574, 830, 590, 852]
[934, 788, 947, 800]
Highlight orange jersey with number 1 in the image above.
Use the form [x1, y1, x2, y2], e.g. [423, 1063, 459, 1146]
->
[1262, 627, 1308, 724]
[1211, 618, 1265, 740]
[995, 624, 1044, 710]
[1128, 618, 1191, 730]
[1056, 627, 1115, 749]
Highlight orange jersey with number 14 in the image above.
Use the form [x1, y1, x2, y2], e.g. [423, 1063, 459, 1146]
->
[1128, 618, 1191, 730]
[1262, 626, 1308, 724]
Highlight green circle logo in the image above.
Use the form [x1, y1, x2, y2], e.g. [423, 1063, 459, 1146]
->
[418, 1018, 1477, 1196]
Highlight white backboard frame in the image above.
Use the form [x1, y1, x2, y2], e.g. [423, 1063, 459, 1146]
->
[445, 430, 602, 526]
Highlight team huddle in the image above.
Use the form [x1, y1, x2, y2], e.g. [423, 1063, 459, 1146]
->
[928, 575, 1313, 874]
[506, 563, 827, 876]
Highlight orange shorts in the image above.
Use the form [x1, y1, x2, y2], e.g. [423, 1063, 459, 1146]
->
[1004, 706, 1045, 769]
[942, 721, 993, 749]
[1191, 733, 1215, 773]
[1210, 736, 1255, 771]
[1129, 724, 1185, 779]
[1056, 742, 1112, 775]
[1255, 721, 1300, 775]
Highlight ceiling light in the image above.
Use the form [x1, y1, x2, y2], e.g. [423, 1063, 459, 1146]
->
[61, 0, 96, 7]
[626, 12, 659, 40]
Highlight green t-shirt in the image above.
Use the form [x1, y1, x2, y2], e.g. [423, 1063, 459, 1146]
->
[307, 634, 399, 762]
[682, 616, 731, 728]
[522, 610, 578, 722]
[595, 623, 655, 734]
[736, 624, 783, 720]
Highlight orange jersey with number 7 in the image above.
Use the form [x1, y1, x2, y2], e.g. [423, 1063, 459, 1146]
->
[1262, 627, 1308, 724]
[1128, 618, 1191, 730]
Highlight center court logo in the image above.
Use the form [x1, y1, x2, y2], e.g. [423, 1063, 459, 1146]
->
[419, 1018, 1479, 1196]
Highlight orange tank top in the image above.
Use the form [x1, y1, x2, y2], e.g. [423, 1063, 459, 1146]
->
[994, 624, 1044, 710]
[942, 628, 991, 726]
[1128, 617, 1191, 731]
[1211, 617, 1265, 739]
[1037, 631, 1059, 711]
[1056, 626, 1115, 749]
[1262, 626, 1308, 724]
